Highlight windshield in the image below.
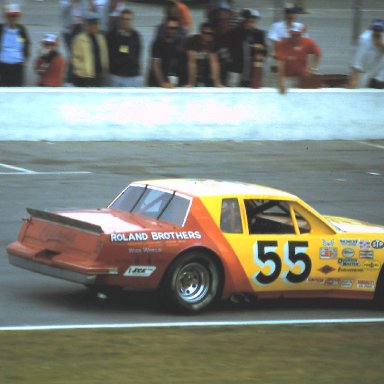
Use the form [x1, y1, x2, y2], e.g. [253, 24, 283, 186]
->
[109, 184, 192, 227]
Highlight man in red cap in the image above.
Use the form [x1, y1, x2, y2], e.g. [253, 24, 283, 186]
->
[0, 3, 30, 86]
[275, 22, 321, 93]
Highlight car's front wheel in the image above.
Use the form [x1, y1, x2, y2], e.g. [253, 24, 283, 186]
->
[163, 251, 221, 313]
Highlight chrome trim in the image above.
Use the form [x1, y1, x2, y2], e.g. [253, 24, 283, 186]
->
[8, 254, 97, 285]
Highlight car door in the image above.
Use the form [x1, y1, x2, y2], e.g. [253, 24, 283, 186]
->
[221, 197, 340, 297]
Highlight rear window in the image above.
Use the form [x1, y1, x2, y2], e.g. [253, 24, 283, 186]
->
[109, 185, 191, 227]
[109, 185, 144, 212]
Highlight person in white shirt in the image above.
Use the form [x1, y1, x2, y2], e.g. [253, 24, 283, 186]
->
[350, 19, 384, 89]
[267, 4, 307, 74]
[268, 4, 300, 51]
[0, 3, 30, 86]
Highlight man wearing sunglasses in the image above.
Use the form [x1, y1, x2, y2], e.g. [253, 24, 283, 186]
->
[185, 22, 223, 87]
[148, 17, 185, 88]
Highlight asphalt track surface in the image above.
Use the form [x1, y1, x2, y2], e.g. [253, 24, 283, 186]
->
[1, 140, 384, 328]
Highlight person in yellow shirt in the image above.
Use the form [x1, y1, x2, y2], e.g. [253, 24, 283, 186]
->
[71, 13, 109, 86]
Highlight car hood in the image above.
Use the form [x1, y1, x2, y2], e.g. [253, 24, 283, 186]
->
[57, 208, 175, 234]
[325, 215, 384, 234]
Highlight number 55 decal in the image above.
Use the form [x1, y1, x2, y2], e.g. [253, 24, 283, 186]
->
[253, 240, 311, 286]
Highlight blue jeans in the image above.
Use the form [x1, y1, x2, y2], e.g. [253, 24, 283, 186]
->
[109, 74, 143, 87]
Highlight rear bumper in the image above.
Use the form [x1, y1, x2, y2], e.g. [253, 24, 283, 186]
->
[9, 254, 97, 285]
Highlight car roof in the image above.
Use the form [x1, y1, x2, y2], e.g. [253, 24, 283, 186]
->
[135, 179, 298, 200]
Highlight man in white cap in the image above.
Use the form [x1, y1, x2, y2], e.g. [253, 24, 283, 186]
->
[34, 33, 66, 86]
[276, 22, 321, 93]
[350, 19, 384, 89]
[268, 4, 303, 48]
[0, 3, 30, 86]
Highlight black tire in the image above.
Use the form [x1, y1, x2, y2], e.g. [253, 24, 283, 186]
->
[163, 251, 221, 313]
[373, 268, 384, 309]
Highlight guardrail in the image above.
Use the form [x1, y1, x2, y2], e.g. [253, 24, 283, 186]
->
[0, 88, 383, 141]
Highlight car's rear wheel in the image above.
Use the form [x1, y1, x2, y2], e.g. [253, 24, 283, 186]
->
[163, 251, 221, 313]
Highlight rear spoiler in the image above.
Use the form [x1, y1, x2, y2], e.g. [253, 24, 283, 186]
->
[26, 208, 104, 234]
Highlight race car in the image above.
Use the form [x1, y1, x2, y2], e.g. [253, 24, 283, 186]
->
[6, 179, 384, 313]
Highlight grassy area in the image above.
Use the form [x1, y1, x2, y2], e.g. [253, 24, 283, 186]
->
[1, 324, 384, 383]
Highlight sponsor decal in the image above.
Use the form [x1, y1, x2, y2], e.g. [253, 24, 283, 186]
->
[339, 239, 359, 247]
[359, 250, 374, 259]
[338, 258, 359, 267]
[111, 231, 202, 242]
[357, 280, 375, 289]
[318, 265, 336, 274]
[322, 239, 335, 247]
[359, 240, 371, 251]
[111, 232, 149, 242]
[150, 231, 202, 241]
[320, 247, 338, 259]
[324, 278, 340, 287]
[143, 247, 162, 253]
[124, 265, 156, 277]
[41, 228, 76, 243]
[341, 279, 353, 289]
[307, 277, 325, 284]
[128, 248, 162, 254]
[342, 248, 355, 258]
[338, 267, 363, 273]
[128, 248, 142, 254]
[372, 240, 384, 250]
[363, 261, 381, 271]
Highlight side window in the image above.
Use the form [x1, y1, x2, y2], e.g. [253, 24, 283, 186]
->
[294, 210, 311, 234]
[220, 198, 242, 233]
[245, 199, 295, 235]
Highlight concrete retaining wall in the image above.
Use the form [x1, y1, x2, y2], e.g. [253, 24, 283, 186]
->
[0, 88, 382, 141]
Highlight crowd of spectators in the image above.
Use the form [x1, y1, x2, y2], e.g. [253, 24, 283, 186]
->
[0, 1, 383, 90]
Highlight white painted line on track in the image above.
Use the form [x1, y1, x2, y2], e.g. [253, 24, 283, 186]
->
[1, 318, 384, 332]
[0, 171, 92, 175]
[359, 141, 384, 150]
[0, 163, 35, 173]
[0, 163, 92, 175]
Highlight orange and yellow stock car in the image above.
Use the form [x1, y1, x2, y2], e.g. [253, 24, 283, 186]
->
[6, 179, 384, 313]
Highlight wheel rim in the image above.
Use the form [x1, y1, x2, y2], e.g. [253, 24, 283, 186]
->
[175, 262, 211, 304]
